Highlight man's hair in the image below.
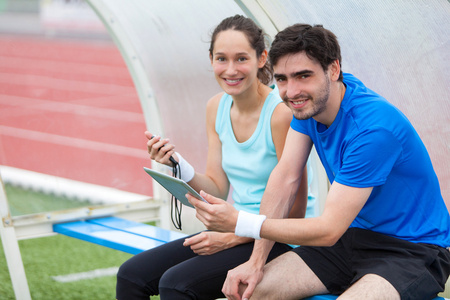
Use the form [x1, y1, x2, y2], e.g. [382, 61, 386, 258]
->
[269, 24, 343, 81]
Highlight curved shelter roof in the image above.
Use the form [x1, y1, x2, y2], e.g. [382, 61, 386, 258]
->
[88, 0, 449, 210]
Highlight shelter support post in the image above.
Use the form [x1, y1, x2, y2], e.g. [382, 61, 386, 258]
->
[0, 178, 31, 300]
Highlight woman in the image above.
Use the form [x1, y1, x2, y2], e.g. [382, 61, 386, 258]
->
[116, 15, 308, 300]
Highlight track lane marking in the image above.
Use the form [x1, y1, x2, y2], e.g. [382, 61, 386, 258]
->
[0, 125, 148, 159]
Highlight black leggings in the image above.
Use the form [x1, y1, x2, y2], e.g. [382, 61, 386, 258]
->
[116, 232, 292, 300]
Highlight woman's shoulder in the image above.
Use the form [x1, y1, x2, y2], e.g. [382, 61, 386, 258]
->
[272, 100, 292, 122]
[268, 101, 293, 141]
[206, 92, 226, 130]
[206, 91, 226, 112]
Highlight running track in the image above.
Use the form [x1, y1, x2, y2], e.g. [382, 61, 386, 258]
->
[0, 35, 153, 196]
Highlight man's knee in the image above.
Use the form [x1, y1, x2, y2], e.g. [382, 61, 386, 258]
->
[250, 252, 328, 299]
[339, 274, 400, 300]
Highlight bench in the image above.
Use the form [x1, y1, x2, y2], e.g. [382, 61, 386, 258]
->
[53, 216, 187, 255]
[53, 217, 448, 300]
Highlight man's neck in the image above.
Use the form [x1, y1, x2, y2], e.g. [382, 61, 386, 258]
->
[315, 80, 346, 127]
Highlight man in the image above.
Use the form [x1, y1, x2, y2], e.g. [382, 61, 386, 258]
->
[187, 24, 450, 300]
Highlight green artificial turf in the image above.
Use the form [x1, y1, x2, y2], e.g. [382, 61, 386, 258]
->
[0, 234, 133, 299]
[0, 184, 160, 299]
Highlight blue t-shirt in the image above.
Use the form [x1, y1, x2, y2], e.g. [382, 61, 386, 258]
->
[290, 73, 450, 247]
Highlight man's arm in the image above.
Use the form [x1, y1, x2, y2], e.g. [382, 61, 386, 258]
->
[260, 181, 373, 246]
[221, 129, 312, 299]
[224, 171, 372, 300]
[245, 128, 312, 261]
[188, 129, 311, 300]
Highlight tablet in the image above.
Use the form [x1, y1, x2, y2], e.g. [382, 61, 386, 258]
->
[143, 167, 208, 208]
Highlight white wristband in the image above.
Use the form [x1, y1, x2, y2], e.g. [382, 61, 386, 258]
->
[175, 152, 195, 182]
[235, 210, 266, 240]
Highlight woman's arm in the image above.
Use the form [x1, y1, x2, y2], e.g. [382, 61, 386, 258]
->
[147, 92, 230, 199]
[186, 92, 253, 253]
[185, 92, 230, 199]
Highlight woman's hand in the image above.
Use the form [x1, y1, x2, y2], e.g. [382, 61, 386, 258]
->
[145, 131, 177, 166]
[183, 231, 247, 255]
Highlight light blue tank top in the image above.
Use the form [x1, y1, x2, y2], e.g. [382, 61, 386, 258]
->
[215, 88, 281, 214]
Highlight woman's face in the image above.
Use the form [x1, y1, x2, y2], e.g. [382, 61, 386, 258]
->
[210, 30, 265, 97]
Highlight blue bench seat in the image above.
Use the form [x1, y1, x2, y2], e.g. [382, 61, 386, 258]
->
[53, 216, 186, 255]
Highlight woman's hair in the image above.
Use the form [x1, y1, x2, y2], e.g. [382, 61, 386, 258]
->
[269, 24, 343, 81]
[209, 15, 273, 85]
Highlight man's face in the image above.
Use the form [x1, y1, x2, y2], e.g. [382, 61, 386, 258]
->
[273, 51, 331, 121]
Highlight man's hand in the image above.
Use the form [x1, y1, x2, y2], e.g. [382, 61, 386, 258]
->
[186, 191, 238, 233]
[222, 260, 264, 300]
[183, 231, 236, 255]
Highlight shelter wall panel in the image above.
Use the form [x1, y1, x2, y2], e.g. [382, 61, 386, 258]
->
[251, 0, 450, 209]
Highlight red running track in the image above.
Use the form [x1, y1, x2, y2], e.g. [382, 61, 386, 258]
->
[0, 35, 153, 196]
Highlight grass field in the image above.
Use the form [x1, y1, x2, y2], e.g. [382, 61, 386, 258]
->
[0, 184, 160, 299]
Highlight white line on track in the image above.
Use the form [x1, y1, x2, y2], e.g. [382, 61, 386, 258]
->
[52, 267, 119, 283]
[0, 72, 134, 94]
[0, 125, 148, 159]
[0, 95, 144, 123]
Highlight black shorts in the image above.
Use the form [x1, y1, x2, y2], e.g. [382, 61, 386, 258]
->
[292, 228, 450, 300]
